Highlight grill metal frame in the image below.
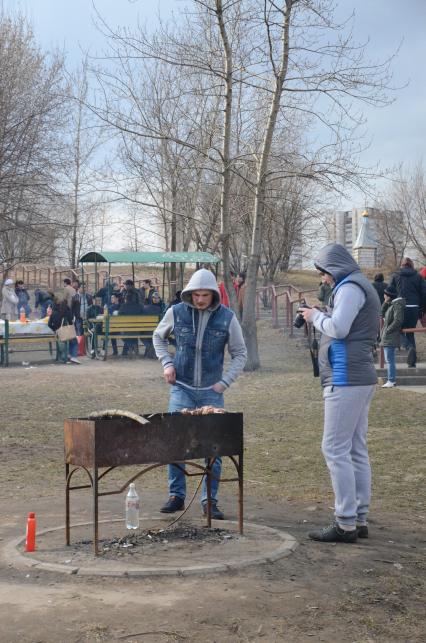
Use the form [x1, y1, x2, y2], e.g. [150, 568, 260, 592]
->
[64, 412, 244, 554]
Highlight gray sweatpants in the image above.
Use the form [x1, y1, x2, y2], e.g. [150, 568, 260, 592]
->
[322, 384, 376, 527]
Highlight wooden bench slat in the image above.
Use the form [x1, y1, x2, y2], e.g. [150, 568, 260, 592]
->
[86, 314, 161, 361]
[0, 337, 55, 344]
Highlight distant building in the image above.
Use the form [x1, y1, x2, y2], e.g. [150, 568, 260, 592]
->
[352, 211, 378, 268]
[332, 207, 382, 254]
[287, 204, 426, 272]
[296, 206, 407, 269]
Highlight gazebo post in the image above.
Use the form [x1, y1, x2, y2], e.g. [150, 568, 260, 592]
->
[162, 263, 166, 301]
[180, 263, 184, 290]
[107, 263, 112, 304]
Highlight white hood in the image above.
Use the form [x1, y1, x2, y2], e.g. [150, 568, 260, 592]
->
[181, 269, 221, 309]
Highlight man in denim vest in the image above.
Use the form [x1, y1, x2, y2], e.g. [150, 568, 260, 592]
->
[153, 268, 247, 519]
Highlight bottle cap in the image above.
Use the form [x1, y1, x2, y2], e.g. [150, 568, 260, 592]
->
[28, 512, 35, 519]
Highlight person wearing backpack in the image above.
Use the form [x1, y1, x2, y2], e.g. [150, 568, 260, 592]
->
[388, 257, 426, 367]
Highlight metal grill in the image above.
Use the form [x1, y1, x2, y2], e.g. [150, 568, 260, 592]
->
[64, 412, 244, 554]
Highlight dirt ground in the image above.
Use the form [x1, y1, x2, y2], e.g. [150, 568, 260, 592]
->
[0, 323, 425, 642]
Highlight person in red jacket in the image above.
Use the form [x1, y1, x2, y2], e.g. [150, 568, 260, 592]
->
[218, 281, 230, 307]
[234, 273, 246, 316]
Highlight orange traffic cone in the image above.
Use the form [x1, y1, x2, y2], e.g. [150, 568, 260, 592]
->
[25, 512, 36, 552]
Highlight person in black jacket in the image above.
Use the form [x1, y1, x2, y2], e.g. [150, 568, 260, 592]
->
[48, 298, 80, 364]
[371, 273, 388, 304]
[119, 280, 143, 356]
[388, 257, 426, 366]
[96, 278, 117, 307]
[140, 292, 163, 358]
[35, 289, 54, 317]
[169, 290, 182, 306]
[107, 294, 120, 356]
[140, 279, 156, 305]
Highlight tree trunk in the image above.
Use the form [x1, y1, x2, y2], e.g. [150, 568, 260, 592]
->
[242, 0, 292, 369]
[71, 120, 81, 268]
[215, 0, 239, 313]
[170, 185, 177, 297]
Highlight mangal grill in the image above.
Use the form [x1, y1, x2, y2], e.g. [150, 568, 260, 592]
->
[64, 412, 244, 554]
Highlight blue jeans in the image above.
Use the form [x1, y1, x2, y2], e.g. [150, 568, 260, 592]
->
[383, 346, 396, 382]
[167, 384, 224, 504]
[57, 337, 77, 362]
[68, 337, 78, 358]
[74, 317, 84, 336]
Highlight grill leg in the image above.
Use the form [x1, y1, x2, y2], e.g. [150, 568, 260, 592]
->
[206, 459, 212, 528]
[238, 454, 244, 535]
[65, 464, 70, 545]
[93, 466, 99, 555]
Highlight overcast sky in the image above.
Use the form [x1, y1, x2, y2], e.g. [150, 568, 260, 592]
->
[4, 0, 426, 208]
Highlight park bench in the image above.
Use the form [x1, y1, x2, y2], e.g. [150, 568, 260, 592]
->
[87, 314, 160, 360]
[0, 319, 55, 367]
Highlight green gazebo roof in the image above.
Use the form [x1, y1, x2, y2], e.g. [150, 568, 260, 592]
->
[79, 251, 220, 264]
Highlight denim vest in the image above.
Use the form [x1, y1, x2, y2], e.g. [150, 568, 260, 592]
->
[173, 302, 233, 387]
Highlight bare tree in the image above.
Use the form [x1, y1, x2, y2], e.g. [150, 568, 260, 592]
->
[390, 163, 426, 265]
[55, 56, 111, 267]
[88, 0, 396, 369]
[370, 204, 408, 269]
[238, 0, 396, 368]
[0, 12, 67, 271]
[89, 21, 228, 292]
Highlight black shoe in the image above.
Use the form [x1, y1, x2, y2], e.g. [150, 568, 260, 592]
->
[202, 502, 224, 520]
[308, 522, 358, 543]
[357, 525, 369, 538]
[160, 496, 185, 513]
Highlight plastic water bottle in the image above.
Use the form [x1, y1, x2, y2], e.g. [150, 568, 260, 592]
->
[19, 306, 26, 322]
[125, 483, 139, 530]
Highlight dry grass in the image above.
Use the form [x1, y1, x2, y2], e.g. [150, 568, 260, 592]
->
[1, 321, 426, 643]
[1, 320, 425, 521]
[276, 269, 319, 290]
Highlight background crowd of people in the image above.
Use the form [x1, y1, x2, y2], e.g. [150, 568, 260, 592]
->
[1, 259, 426, 366]
[0, 275, 169, 364]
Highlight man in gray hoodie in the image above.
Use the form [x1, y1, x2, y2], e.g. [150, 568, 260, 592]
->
[299, 244, 380, 543]
[153, 268, 247, 519]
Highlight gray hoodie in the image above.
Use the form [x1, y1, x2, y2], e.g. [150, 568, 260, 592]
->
[153, 269, 247, 389]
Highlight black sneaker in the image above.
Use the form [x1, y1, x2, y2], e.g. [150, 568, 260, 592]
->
[202, 502, 224, 520]
[160, 496, 185, 513]
[308, 522, 358, 543]
[357, 525, 369, 538]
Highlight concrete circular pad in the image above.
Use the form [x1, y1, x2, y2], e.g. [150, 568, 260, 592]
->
[3, 518, 297, 578]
